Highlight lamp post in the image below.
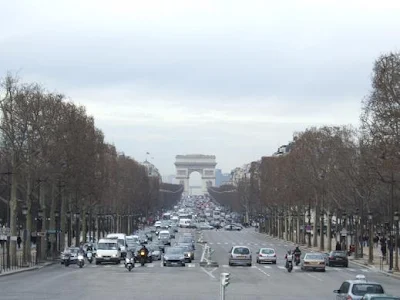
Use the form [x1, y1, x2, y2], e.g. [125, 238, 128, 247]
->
[54, 210, 60, 253]
[394, 211, 399, 271]
[22, 206, 28, 266]
[342, 212, 347, 251]
[36, 209, 43, 263]
[354, 209, 359, 259]
[85, 212, 89, 242]
[368, 211, 373, 264]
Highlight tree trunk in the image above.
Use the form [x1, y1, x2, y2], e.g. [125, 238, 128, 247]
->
[327, 213, 332, 252]
[60, 192, 66, 251]
[313, 207, 318, 247]
[10, 153, 18, 267]
[24, 177, 32, 264]
[82, 208, 87, 243]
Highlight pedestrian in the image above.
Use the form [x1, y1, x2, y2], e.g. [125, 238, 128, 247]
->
[381, 243, 387, 260]
[17, 236, 21, 249]
[335, 241, 341, 251]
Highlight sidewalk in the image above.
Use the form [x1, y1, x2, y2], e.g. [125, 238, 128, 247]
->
[266, 234, 400, 280]
[0, 261, 56, 277]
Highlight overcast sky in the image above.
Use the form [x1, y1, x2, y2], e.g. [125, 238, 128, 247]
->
[1, 0, 400, 178]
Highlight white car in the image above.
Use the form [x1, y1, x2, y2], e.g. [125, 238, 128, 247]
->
[256, 248, 277, 264]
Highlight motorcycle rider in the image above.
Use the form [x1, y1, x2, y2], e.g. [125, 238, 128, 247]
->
[138, 244, 149, 261]
[285, 250, 293, 268]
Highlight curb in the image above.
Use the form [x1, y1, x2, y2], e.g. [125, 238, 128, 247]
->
[0, 261, 57, 278]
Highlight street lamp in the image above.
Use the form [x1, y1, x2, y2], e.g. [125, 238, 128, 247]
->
[394, 211, 399, 271]
[354, 209, 359, 259]
[368, 211, 373, 264]
[328, 212, 333, 252]
[307, 211, 311, 248]
[54, 210, 60, 253]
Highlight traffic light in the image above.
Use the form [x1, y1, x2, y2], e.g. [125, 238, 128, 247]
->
[221, 272, 230, 287]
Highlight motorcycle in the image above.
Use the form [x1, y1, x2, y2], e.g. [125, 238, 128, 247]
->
[139, 249, 147, 266]
[294, 254, 301, 266]
[78, 253, 85, 268]
[87, 251, 93, 264]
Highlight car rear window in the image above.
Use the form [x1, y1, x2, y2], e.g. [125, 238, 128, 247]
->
[233, 247, 250, 255]
[261, 249, 274, 254]
[352, 284, 384, 296]
[332, 251, 347, 257]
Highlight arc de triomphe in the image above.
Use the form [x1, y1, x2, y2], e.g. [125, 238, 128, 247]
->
[175, 154, 217, 195]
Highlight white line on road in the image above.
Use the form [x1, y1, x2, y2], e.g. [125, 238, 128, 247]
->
[217, 242, 221, 244]
[263, 266, 272, 269]
[224, 242, 229, 244]
[200, 267, 217, 279]
[278, 266, 285, 269]
[255, 266, 270, 276]
[307, 273, 323, 282]
[348, 268, 356, 272]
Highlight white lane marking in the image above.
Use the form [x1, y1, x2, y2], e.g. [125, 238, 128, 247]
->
[255, 266, 271, 276]
[225, 242, 229, 245]
[200, 267, 217, 279]
[307, 273, 323, 282]
[209, 242, 214, 245]
[217, 242, 221, 245]
[361, 269, 369, 273]
[200, 245, 207, 262]
[263, 266, 272, 269]
[187, 263, 196, 268]
[348, 268, 356, 272]
[293, 266, 300, 270]
[222, 265, 229, 268]
[278, 266, 285, 269]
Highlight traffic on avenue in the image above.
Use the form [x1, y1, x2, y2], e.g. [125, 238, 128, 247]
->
[1, 195, 400, 300]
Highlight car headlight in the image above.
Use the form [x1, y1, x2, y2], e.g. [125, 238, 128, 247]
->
[97, 254, 102, 258]
[125, 258, 131, 263]
[113, 254, 118, 257]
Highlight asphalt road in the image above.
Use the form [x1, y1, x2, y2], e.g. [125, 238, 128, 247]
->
[1, 228, 399, 300]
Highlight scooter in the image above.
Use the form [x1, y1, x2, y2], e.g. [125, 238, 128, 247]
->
[286, 256, 293, 273]
[87, 251, 93, 264]
[78, 253, 85, 268]
[125, 256, 134, 272]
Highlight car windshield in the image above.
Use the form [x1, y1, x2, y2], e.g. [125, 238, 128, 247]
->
[352, 284, 384, 296]
[261, 249, 274, 254]
[233, 247, 250, 255]
[305, 254, 323, 260]
[165, 248, 184, 255]
[97, 243, 117, 250]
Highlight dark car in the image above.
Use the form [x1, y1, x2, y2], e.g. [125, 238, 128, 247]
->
[163, 246, 186, 267]
[326, 250, 348, 267]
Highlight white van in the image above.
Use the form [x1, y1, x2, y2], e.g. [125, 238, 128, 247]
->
[96, 238, 121, 265]
[179, 218, 191, 228]
[106, 233, 127, 258]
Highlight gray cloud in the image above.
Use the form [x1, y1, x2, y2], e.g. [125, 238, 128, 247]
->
[1, 0, 399, 175]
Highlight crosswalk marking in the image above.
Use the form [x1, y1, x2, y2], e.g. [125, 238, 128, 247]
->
[263, 266, 272, 269]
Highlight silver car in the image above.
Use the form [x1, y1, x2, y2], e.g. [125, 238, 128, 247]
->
[256, 248, 277, 264]
[334, 275, 385, 300]
[229, 246, 252, 266]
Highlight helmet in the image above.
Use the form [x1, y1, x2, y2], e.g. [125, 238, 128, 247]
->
[287, 250, 292, 254]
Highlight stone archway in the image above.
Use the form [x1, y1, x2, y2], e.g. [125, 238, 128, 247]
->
[175, 154, 217, 195]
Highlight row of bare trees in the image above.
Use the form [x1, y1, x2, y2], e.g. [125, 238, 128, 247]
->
[0, 75, 181, 269]
[210, 52, 400, 267]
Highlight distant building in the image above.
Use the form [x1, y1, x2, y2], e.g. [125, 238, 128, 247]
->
[272, 141, 294, 157]
[215, 169, 232, 187]
[141, 160, 161, 182]
[162, 174, 176, 184]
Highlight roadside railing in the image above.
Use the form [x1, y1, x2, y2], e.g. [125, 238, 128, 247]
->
[0, 252, 37, 274]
